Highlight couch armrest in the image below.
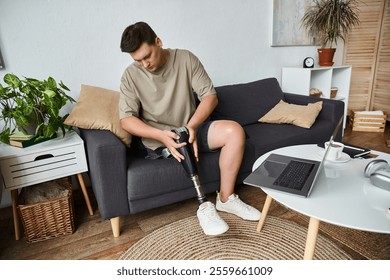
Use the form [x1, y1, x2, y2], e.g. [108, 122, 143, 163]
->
[79, 129, 130, 220]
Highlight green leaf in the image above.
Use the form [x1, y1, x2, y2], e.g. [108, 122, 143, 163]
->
[15, 114, 30, 127]
[22, 105, 33, 116]
[47, 77, 57, 89]
[0, 85, 9, 98]
[25, 77, 42, 88]
[4, 73, 21, 88]
[0, 128, 11, 144]
[20, 84, 31, 94]
[44, 89, 56, 98]
[59, 81, 70, 91]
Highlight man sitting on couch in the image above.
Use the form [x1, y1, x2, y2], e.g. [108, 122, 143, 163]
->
[119, 22, 260, 235]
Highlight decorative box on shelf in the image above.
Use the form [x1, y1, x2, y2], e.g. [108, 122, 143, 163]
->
[350, 111, 386, 133]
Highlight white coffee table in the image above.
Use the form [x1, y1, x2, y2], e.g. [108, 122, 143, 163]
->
[251, 144, 390, 260]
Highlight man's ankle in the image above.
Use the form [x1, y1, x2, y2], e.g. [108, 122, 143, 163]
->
[217, 191, 231, 203]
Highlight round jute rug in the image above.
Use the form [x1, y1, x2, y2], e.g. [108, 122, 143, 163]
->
[119, 213, 351, 260]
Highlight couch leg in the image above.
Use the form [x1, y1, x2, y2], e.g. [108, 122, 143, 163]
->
[110, 217, 120, 237]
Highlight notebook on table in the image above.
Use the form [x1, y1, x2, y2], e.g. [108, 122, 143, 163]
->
[317, 142, 370, 158]
[244, 116, 343, 197]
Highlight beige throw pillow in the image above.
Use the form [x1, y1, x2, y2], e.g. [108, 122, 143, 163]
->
[259, 100, 323, 129]
[64, 85, 132, 146]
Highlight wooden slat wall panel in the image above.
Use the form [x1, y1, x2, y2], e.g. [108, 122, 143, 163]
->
[343, 0, 385, 113]
[371, 0, 390, 115]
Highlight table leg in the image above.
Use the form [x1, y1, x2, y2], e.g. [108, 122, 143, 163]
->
[11, 190, 21, 240]
[76, 173, 94, 215]
[303, 217, 320, 260]
[257, 195, 273, 232]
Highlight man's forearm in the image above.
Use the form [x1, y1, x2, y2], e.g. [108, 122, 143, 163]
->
[121, 115, 187, 161]
[187, 94, 218, 130]
[120, 116, 162, 140]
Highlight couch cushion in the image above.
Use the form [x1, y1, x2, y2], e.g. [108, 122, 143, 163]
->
[211, 78, 284, 126]
[244, 121, 334, 159]
[64, 85, 132, 146]
[259, 100, 323, 128]
[126, 141, 256, 202]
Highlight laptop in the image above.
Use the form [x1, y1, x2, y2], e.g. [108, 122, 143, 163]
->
[244, 116, 343, 197]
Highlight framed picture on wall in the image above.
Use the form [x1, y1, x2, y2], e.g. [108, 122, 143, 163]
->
[272, 0, 319, 47]
[0, 48, 4, 69]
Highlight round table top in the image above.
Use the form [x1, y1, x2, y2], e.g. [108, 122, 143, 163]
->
[252, 144, 390, 234]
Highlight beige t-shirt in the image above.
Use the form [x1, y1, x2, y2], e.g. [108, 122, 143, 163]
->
[119, 48, 216, 150]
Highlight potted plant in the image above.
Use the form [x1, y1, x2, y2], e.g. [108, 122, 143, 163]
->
[301, 0, 360, 66]
[0, 73, 75, 144]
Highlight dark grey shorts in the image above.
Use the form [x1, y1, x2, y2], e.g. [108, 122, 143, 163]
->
[196, 120, 215, 153]
[144, 121, 215, 159]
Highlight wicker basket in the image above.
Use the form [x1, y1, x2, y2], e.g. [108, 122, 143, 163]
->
[17, 177, 75, 243]
[330, 87, 338, 99]
[309, 88, 322, 98]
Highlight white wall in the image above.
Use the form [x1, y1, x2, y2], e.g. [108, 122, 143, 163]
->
[0, 0, 343, 207]
[0, 0, 346, 91]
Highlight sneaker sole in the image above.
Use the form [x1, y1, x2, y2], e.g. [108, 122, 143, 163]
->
[202, 226, 229, 236]
[216, 205, 261, 221]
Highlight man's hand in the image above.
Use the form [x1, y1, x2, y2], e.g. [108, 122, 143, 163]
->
[158, 130, 187, 162]
[121, 116, 191, 162]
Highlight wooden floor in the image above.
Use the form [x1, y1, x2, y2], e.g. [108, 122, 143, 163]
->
[0, 119, 389, 260]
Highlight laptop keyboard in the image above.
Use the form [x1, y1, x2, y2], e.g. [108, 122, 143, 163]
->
[273, 160, 315, 190]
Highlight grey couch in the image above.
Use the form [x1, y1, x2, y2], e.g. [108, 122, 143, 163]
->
[79, 78, 344, 236]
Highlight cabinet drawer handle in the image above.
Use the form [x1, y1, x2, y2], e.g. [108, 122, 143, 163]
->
[34, 154, 54, 161]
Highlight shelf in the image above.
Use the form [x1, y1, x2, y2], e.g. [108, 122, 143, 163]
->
[281, 66, 352, 130]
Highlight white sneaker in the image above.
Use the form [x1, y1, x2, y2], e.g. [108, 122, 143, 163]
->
[197, 201, 229, 235]
[216, 192, 261, 221]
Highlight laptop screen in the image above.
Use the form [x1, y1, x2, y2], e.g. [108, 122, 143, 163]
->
[308, 115, 344, 195]
[322, 116, 344, 162]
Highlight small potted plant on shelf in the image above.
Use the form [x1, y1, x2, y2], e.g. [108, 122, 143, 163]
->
[301, 0, 360, 66]
[0, 73, 75, 145]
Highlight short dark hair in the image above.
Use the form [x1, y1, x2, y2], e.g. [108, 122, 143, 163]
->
[120, 22, 157, 53]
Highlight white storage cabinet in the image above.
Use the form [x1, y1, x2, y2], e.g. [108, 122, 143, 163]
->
[281, 66, 352, 128]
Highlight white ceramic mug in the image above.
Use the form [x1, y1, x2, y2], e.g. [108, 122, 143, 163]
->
[325, 141, 344, 161]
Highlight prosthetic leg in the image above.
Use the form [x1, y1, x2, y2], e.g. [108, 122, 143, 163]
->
[168, 127, 208, 205]
[166, 127, 230, 236]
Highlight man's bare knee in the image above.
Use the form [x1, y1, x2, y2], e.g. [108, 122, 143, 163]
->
[224, 121, 245, 144]
[208, 120, 245, 149]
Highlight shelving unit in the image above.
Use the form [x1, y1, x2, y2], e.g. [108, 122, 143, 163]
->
[281, 66, 352, 128]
